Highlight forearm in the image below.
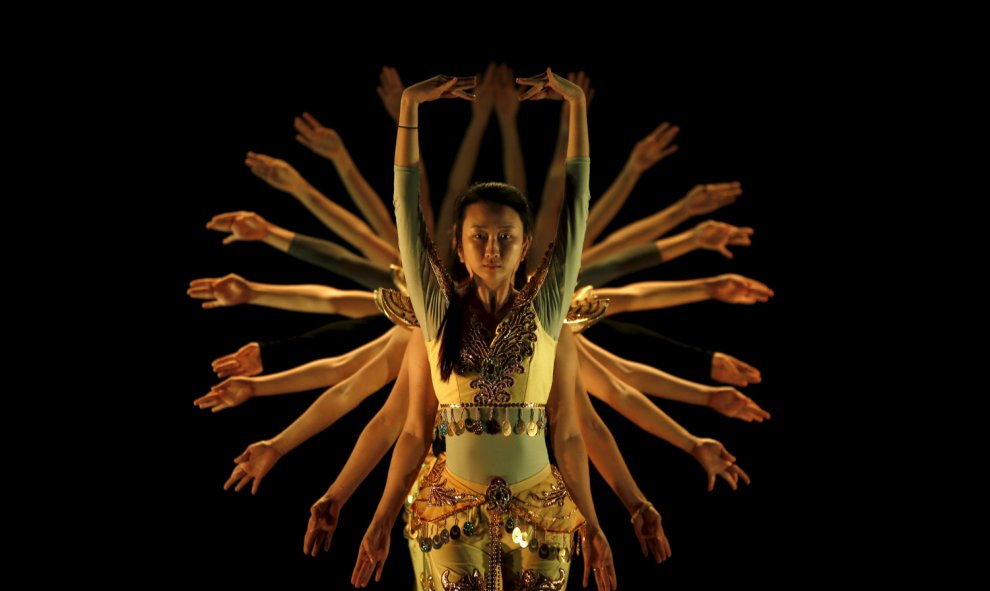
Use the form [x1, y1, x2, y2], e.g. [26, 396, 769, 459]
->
[585, 338, 713, 406]
[582, 201, 689, 265]
[554, 432, 600, 530]
[498, 115, 526, 195]
[566, 96, 590, 158]
[261, 223, 295, 252]
[418, 159, 435, 236]
[324, 397, 406, 503]
[270, 348, 399, 454]
[372, 430, 432, 524]
[248, 282, 379, 317]
[331, 150, 399, 247]
[291, 182, 400, 266]
[653, 228, 698, 263]
[597, 279, 713, 315]
[251, 331, 391, 395]
[287, 233, 393, 291]
[583, 164, 642, 247]
[581, 404, 648, 514]
[528, 128, 569, 271]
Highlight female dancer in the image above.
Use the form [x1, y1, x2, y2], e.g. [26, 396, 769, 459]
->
[348, 69, 614, 591]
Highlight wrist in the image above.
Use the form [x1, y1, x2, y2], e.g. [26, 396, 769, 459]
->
[330, 149, 354, 169]
[267, 435, 292, 457]
[629, 500, 654, 524]
[323, 484, 349, 507]
[621, 159, 644, 178]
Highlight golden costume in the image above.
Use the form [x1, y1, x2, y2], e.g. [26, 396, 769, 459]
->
[390, 157, 591, 590]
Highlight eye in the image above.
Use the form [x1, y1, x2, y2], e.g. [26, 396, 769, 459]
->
[499, 233, 512, 240]
[472, 233, 486, 240]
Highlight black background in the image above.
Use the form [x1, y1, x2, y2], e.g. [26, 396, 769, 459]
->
[168, 49, 815, 587]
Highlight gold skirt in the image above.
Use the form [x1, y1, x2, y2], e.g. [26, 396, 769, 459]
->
[404, 453, 584, 591]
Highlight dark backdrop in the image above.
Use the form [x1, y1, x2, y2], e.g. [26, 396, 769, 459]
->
[168, 51, 813, 587]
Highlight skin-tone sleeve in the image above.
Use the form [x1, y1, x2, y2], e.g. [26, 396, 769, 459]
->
[575, 243, 663, 288]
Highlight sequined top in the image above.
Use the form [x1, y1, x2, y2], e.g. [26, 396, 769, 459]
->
[393, 158, 590, 406]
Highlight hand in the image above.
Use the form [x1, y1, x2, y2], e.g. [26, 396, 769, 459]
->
[351, 518, 391, 587]
[187, 273, 253, 309]
[707, 387, 770, 422]
[244, 152, 306, 194]
[581, 526, 616, 590]
[632, 504, 672, 563]
[711, 352, 762, 386]
[692, 220, 754, 259]
[681, 182, 742, 216]
[517, 67, 586, 103]
[224, 441, 283, 495]
[471, 61, 497, 119]
[294, 112, 346, 161]
[206, 211, 270, 244]
[212, 342, 263, 378]
[402, 74, 477, 104]
[557, 71, 596, 129]
[690, 438, 751, 492]
[194, 376, 256, 412]
[707, 274, 775, 304]
[626, 122, 680, 175]
[376, 66, 405, 122]
[304, 493, 342, 557]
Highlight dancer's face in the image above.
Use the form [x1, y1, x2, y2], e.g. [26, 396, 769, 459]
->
[457, 202, 531, 290]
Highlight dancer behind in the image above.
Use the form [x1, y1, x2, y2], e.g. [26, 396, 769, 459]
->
[350, 70, 616, 590]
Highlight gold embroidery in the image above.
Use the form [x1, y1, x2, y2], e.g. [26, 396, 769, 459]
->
[420, 572, 436, 591]
[520, 569, 567, 590]
[565, 285, 610, 335]
[422, 458, 474, 506]
[375, 288, 420, 329]
[441, 568, 486, 591]
[527, 466, 569, 508]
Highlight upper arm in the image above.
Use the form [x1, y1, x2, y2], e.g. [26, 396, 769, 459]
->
[394, 165, 452, 341]
[533, 157, 591, 339]
[403, 330, 438, 441]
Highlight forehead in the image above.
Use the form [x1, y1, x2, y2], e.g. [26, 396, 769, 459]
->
[463, 202, 522, 228]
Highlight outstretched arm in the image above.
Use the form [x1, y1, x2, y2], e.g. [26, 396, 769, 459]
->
[244, 152, 399, 266]
[187, 273, 380, 316]
[575, 337, 749, 491]
[293, 112, 399, 247]
[195, 329, 395, 412]
[573, 373, 671, 563]
[353, 332, 436, 587]
[304, 330, 420, 556]
[493, 63, 527, 195]
[584, 122, 680, 246]
[578, 335, 770, 422]
[582, 182, 744, 265]
[597, 274, 774, 315]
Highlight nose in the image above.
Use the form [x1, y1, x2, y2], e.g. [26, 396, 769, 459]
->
[485, 236, 500, 260]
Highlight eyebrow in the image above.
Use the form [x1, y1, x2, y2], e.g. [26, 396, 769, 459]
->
[470, 225, 516, 229]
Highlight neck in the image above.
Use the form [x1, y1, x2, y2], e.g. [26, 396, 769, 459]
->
[473, 277, 514, 315]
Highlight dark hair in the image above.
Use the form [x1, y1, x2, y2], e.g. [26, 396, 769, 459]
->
[438, 182, 532, 382]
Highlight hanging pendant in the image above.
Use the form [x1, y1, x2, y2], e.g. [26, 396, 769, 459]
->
[538, 543, 550, 558]
[463, 520, 475, 536]
[514, 407, 526, 435]
[486, 407, 501, 434]
[527, 407, 538, 437]
[455, 408, 466, 435]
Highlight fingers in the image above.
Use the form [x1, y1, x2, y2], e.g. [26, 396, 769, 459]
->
[295, 133, 315, 150]
[251, 473, 263, 495]
[732, 463, 752, 485]
[718, 244, 734, 259]
[637, 531, 648, 557]
[516, 70, 549, 86]
[222, 234, 239, 246]
[582, 552, 590, 587]
[707, 472, 716, 492]
[224, 465, 246, 491]
[193, 393, 220, 408]
[718, 466, 739, 491]
[302, 112, 322, 129]
[374, 554, 385, 582]
[234, 470, 255, 493]
[202, 300, 225, 309]
[293, 116, 312, 137]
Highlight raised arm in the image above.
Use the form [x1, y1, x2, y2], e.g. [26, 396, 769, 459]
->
[573, 373, 671, 563]
[304, 330, 420, 556]
[244, 152, 399, 266]
[596, 274, 774, 315]
[517, 69, 591, 337]
[293, 112, 399, 247]
[583, 122, 680, 246]
[582, 183, 744, 265]
[578, 335, 770, 422]
[493, 63, 527, 195]
[353, 331, 437, 587]
[187, 273, 380, 316]
[434, 64, 496, 263]
[575, 337, 749, 491]
[393, 75, 477, 340]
